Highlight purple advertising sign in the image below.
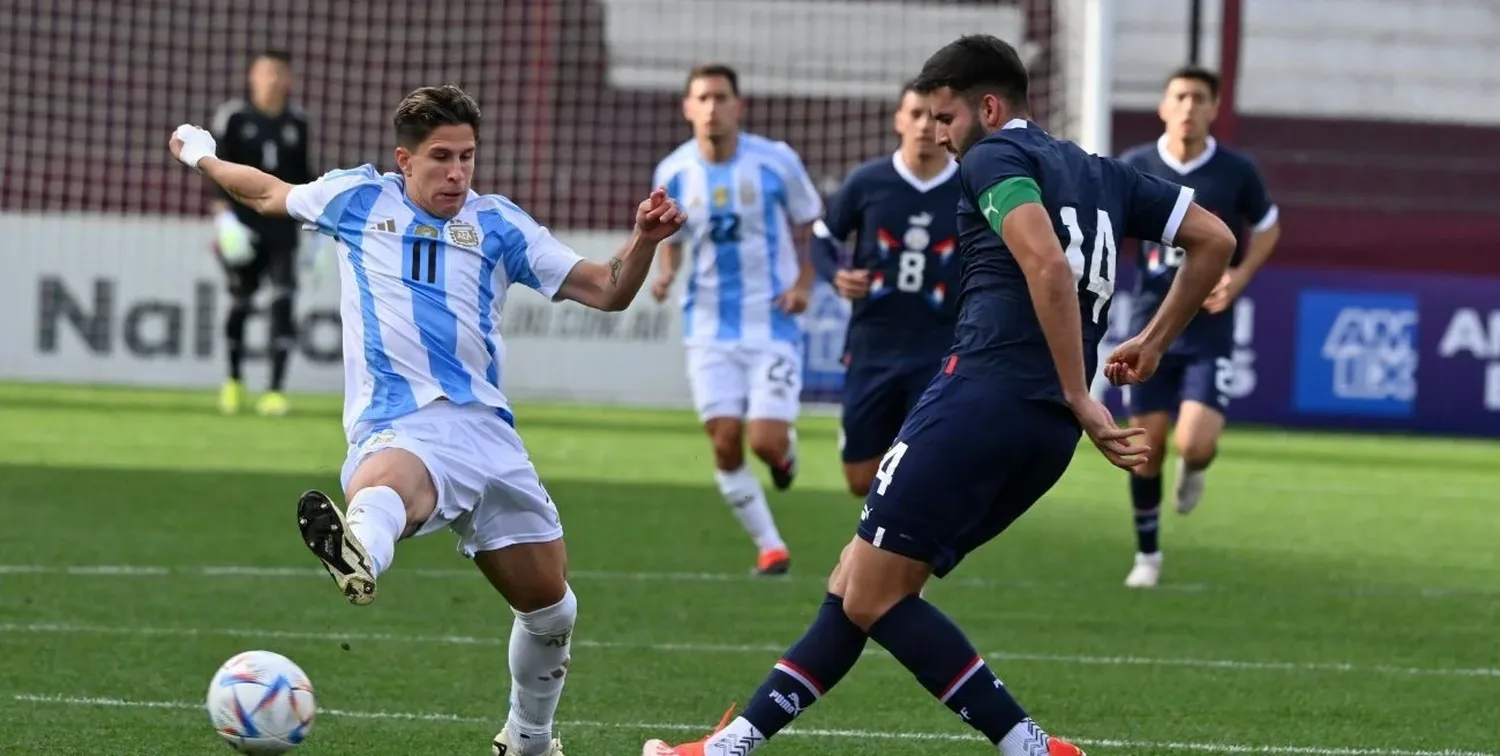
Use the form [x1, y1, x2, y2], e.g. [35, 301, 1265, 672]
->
[806, 265, 1500, 438]
[1101, 266, 1500, 438]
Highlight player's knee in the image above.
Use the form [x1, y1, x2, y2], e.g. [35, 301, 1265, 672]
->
[513, 583, 576, 641]
[747, 433, 786, 466]
[707, 423, 744, 470]
[840, 586, 902, 632]
[1177, 439, 1217, 469]
[844, 475, 872, 498]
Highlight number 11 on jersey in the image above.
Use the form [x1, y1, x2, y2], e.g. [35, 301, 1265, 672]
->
[1058, 206, 1117, 323]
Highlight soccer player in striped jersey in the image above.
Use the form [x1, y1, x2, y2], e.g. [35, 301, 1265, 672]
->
[170, 84, 684, 756]
[648, 64, 824, 577]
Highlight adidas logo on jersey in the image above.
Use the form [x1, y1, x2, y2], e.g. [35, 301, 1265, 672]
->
[367, 218, 397, 233]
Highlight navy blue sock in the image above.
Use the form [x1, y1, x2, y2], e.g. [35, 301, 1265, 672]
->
[866, 595, 1027, 744]
[1131, 473, 1162, 554]
[740, 593, 868, 739]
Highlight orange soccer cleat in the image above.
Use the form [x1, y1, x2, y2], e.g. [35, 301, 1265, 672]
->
[640, 704, 738, 756]
[1049, 736, 1088, 755]
[754, 547, 791, 576]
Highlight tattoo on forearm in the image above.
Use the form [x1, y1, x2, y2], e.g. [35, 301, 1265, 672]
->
[608, 256, 623, 285]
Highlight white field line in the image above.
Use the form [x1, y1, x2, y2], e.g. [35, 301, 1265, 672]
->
[10, 693, 1493, 756]
[1, 562, 1494, 601]
[2, 622, 1496, 681]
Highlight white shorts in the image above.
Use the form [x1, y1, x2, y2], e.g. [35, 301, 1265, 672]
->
[340, 401, 562, 558]
[685, 341, 803, 423]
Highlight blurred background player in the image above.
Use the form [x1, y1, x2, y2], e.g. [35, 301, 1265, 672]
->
[207, 50, 316, 416]
[811, 81, 962, 497]
[648, 64, 823, 577]
[1116, 65, 1282, 589]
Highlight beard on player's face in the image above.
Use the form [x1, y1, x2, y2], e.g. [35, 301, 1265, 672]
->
[945, 119, 986, 159]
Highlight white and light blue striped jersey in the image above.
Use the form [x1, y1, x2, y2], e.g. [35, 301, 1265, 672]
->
[285, 164, 583, 444]
[652, 133, 823, 346]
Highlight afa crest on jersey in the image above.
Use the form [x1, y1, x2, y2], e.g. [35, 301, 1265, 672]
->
[448, 220, 480, 248]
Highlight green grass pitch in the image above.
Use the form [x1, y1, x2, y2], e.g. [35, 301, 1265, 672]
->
[0, 381, 1495, 755]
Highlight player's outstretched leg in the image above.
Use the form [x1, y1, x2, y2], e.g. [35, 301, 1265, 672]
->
[477, 541, 574, 756]
[842, 541, 1085, 756]
[296, 490, 379, 605]
[300, 447, 437, 605]
[644, 541, 1086, 756]
[643, 547, 870, 756]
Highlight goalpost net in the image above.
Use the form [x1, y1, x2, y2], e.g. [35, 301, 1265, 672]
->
[0, 0, 1106, 400]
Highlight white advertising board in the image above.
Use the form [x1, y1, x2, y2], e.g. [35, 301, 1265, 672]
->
[0, 213, 703, 407]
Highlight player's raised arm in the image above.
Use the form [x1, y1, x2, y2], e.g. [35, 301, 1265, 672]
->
[170, 125, 295, 218]
[1107, 170, 1235, 385]
[555, 187, 686, 312]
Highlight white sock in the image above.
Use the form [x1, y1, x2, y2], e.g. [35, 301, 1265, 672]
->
[505, 586, 577, 755]
[344, 486, 405, 577]
[715, 466, 784, 551]
[998, 718, 1052, 756]
[703, 717, 766, 754]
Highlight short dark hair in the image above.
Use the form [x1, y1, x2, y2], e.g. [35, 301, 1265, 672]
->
[1166, 64, 1221, 99]
[254, 50, 291, 65]
[685, 63, 740, 97]
[909, 34, 1029, 109]
[392, 85, 482, 148]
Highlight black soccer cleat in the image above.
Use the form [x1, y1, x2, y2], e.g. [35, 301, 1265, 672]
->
[296, 489, 377, 606]
[768, 429, 799, 492]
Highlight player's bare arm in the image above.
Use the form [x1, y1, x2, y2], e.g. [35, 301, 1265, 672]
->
[557, 187, 684, 312]
[649, 242, 682, 302]
[775, 222, 816, 313]
[999, 198, 1148, 469]
[1206, 215, 1280, 314]
[1001, 203, 1092, 403]
[170, 125, 293, 217]
[1126, 203, 1234, 357]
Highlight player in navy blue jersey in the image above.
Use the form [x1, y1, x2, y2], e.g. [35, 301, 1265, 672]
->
[1115, 65, 1283, 589]
[811, 82, 963, 498]
[641, 36, 1235, 756]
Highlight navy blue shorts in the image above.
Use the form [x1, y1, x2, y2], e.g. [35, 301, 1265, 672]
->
[1122, 353, 1230, 417]
[840, 359, 942, 463]
[855, 372, 1082, 578]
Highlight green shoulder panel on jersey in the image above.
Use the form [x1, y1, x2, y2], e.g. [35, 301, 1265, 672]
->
[978, 177, 1042, 236]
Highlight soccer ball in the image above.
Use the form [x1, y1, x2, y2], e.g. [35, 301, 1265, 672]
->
[205, 650, 317, 754]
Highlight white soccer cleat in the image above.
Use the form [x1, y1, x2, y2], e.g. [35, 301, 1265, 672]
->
[1124, 552, 1162, 589]
[493, 727, 564, 756]
[1174, 458, 1206, 515]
